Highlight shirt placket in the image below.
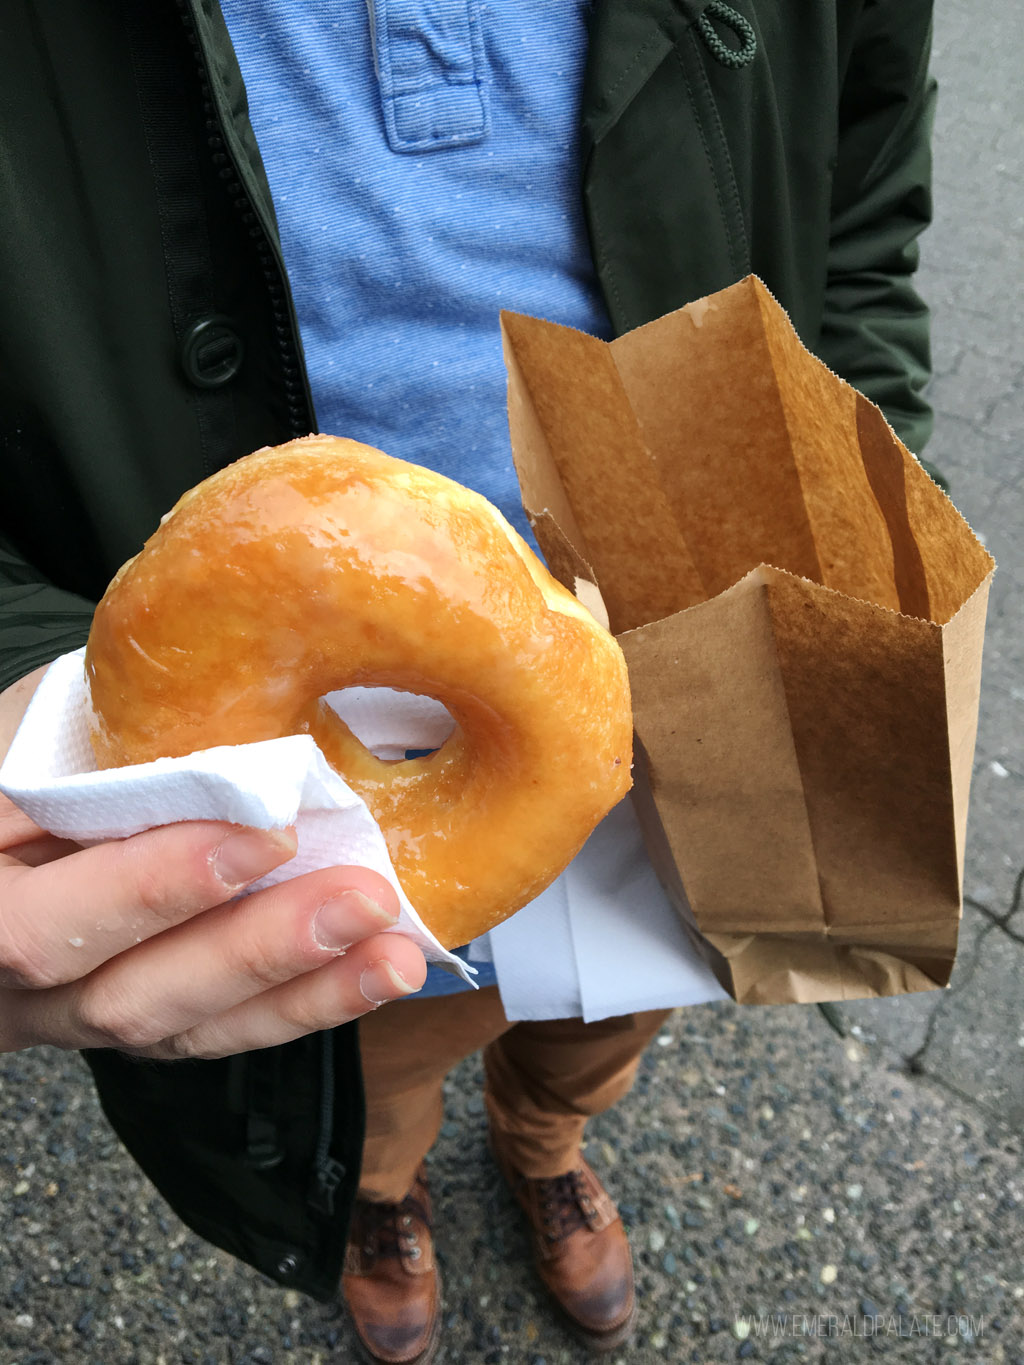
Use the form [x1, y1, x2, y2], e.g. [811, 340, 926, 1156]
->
[368, 0, 491, 153]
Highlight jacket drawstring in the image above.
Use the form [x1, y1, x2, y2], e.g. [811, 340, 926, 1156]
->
[697, 1, 757, 69]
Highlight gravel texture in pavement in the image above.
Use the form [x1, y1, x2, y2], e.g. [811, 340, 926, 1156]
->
[2, 1002, 1022, 1364]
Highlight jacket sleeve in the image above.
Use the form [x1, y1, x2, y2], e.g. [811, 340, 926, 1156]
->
[0, 535, 95, 692]
[817, 1, 936, 458]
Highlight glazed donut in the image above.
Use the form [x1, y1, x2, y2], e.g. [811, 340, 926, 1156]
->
[85, 435, 633, 948]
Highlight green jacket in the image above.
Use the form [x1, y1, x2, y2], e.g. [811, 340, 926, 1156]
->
[0, 0, 935, 1299]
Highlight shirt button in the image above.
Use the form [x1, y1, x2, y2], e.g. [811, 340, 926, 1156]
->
[180, 316, 245, 388]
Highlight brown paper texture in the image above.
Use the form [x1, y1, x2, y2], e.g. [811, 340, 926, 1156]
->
[502, 276, 995, 1006]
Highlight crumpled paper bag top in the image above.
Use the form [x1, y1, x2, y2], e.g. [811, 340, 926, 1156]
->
[502, 275, 994, 632]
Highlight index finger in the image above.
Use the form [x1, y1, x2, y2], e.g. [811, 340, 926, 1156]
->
[0, 821, 297, 990]
[0, 792, 78, 866]
[0, 792, 48, 852]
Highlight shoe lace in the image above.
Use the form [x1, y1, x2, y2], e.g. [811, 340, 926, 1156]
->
[535, 1167, 598, 1244]
[357, 1188, 430, 1263]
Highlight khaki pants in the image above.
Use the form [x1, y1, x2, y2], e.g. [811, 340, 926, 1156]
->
[357, 985, 672, 1203]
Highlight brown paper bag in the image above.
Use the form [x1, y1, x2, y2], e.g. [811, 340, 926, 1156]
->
[501, 276, 995, 1005]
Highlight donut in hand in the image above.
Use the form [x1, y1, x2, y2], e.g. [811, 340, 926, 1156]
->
[85, 436, 633, 948]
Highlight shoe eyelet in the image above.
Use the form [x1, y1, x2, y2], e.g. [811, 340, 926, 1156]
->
[402, 1215, 412, 1227]
[408, 1246, 422, 1260]
[406, 1233, 419, 1245]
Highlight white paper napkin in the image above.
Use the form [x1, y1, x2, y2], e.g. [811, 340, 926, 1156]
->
[0, 650, 475, 983]
[563, 800, 731, 1021]
[485, 799, 729, 1022]
[325, 686, 455, 762]
[487, 875, 583, 1020]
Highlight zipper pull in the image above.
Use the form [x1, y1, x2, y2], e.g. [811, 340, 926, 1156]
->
[308, 1156, 347, 1216]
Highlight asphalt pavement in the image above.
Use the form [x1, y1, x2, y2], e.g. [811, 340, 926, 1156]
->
[1, 1, 1021, 1361]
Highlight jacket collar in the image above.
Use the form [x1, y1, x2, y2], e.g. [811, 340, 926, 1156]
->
[582, 0, 707, 144]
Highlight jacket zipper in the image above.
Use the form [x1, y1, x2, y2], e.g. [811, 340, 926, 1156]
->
[307, 1029, 348, 1217]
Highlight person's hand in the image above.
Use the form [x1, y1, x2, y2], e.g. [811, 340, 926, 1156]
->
[0, 668, 427, 1059]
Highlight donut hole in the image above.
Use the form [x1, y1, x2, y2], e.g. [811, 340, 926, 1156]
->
[323, 687, 456, 763]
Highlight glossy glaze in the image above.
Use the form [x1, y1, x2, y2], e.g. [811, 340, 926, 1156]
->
[86, 436, 633, 947]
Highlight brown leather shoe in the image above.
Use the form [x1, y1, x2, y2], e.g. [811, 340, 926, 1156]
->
[492, 1144, 637, 1353]
[341, 1165, 442, 1365]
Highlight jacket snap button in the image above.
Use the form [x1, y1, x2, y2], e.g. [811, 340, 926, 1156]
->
[276, 1252, 300, 1277]
[180, 315, 244, 388]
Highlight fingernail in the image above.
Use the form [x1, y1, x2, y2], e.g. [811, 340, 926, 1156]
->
[212, 828, 296, 888]
[313, 890, 398, 951]
[360, 960, 415, 1005]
